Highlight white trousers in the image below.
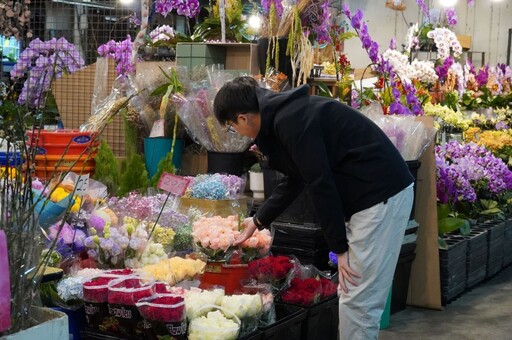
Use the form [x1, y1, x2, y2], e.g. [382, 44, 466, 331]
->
[338, 184, 414, 340]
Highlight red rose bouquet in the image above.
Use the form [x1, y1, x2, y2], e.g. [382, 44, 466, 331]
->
[320, 278, 337, 299]
[107, 276, 155, 337]
[247, 255, 295, 293]
[136, 294, 187, 340]
[83, 275, 118, 331]
[281, 277, 322, 306]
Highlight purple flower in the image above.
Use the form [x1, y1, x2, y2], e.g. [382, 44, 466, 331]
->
[10, 37, 84, 108]
[416, 0, 430, 21]
[389, 37, 397, 50]
[350, 9, 364, 30]
[328, 251, 338, 266]
[445, 8, 458, 27]
[475, 66, 489, 88]
[97, 36, 134, 77]
[89, 215, 106, 231]
[495, 121, 509, 130]
[436, 141, 512, 203]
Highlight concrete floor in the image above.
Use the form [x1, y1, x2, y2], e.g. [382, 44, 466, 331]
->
[379, 265, 512, 340]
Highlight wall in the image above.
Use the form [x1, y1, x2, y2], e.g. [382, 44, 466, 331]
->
[341, 0, 512, 69]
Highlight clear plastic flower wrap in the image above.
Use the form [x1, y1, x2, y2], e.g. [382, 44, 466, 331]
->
[172, 67, 253, 152]
[238, 283, 276, 327]
[184, 287, 226, 320]
[81, 76, 135, 133]
[187, 304, 241, 340]
[136, 293, 187, 339]
[219, 293, 263, 337]
[128, 65, 190, 138]
[107, 275, 156, 337]
[360, 103, 437, 161]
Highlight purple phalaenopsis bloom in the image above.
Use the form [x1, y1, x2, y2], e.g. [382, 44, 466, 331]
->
[445, 8, 458, 27]
[416, 0, 430, 21]
[389, 37, 397, 50]
[97, 36, 134, 76]
[475, 66, 489, 88]
[390, 102, 412, 115]
[436, 56, 454, 83]
[155, 0, 200, 18]
[10, 37, 85, 108]
[345, 8, 380, 64]
[467, 0, 475, 6]
[261, 0, 284, 17]
[436, 141, 512, 203]
[129, 12, 141, 26]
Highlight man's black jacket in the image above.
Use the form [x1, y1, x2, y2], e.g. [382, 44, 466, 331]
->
[253, 85, 414, 254]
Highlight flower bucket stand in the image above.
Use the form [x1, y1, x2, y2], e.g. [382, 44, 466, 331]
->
[3, 307, 68, 340]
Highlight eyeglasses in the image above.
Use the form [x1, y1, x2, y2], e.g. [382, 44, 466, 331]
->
[226, 113, 245, 134]
[226, 123, 238, 134]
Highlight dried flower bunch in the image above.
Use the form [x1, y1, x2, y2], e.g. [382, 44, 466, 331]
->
[0, 0, 32, 39]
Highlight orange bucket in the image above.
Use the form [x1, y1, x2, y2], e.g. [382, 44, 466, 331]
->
[34, 154, 96, 168]
[33, 166, 95, 180]
[27, 129, 98, 146]
[199, 262, 249, 294]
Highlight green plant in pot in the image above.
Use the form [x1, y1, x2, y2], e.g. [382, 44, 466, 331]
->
[192, 0, 249, 42]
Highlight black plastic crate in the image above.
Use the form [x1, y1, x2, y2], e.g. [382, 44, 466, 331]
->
[271, 245, 330, 270]
[271, 221, 327, 250]
[439, 236, 468, 305]
[300, 295, 339, 340]
[391, 252, 416, 314]
[260, 303, 307, 340]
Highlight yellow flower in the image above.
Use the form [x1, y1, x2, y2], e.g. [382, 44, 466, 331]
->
[70, 196, 82, 213]
[50, 187, 68, 203]
[153, 225, 175, 245]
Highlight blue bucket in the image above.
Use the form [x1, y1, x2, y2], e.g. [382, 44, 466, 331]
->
[144, 138, 184, 178]
[0, 152, 23, 166]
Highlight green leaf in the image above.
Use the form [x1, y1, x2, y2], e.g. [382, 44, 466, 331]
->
[438, 216, 468, 234]
[480, 208, 502, 215]
[151, 84, 171, 97]
[316, 81, 333, 98]
[437, 203, 452, 220]
[459, 221, 471, 236]
[438, 236, 449, 250]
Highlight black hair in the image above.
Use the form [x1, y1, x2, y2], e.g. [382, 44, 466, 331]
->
[214, 76, 260, 125]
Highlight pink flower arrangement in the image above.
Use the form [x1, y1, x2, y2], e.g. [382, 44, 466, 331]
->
[192, 215, 272, 262]
[192, 215, 240, 260]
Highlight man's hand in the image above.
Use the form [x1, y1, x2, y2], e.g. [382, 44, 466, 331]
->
[233, 217, 257, 246]
[337, 251, 362, 293]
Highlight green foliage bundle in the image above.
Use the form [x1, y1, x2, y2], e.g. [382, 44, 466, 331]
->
[93, 141, 120, 195]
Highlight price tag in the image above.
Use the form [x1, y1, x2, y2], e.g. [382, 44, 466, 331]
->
[74, 174, 89, 197]
[157, 172, 190, 196]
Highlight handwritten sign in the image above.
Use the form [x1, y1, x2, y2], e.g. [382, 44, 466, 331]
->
[157, 172, 190, 196]
[74, 174, 89, 197]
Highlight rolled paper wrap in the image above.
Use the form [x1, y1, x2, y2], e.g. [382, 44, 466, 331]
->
[0, 230, 10, 333]
[33, 190, 75, 228]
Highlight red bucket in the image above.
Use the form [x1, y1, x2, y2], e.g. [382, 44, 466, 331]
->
[199, 262, 249, 294]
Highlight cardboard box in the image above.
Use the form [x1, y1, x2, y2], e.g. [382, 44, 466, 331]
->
[178, 196, 248, 217]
